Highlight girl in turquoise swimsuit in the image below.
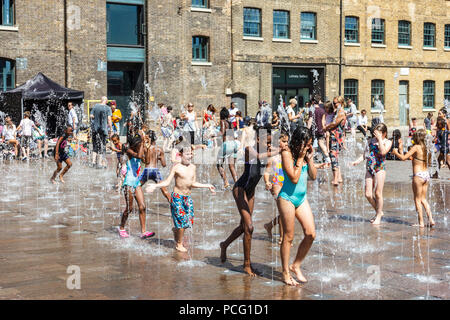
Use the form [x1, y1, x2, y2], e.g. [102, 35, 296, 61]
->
[276, 126, 317, 286]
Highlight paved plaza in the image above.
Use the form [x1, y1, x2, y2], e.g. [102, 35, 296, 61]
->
[0, 144, 449, 300]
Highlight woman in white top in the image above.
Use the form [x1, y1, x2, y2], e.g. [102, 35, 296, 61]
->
[1, 116, 19, 157]
[357, 109, 369, 138]
[17, 111, 40, 160]
[286, 98, 301, 132]
[161, 106, 174, 152]
[181, 103, 197, 145]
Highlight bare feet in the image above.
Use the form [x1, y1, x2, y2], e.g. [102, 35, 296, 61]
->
[289, 264, 308, 283]
[220, 241, 227, 263]
[370, 212, 384, 224]
[50, 178, 57, 184]
[59, 175, 65, 184]
[412, 223, 425, 228]
[243, 265, 260, 277]
[429, 220, 436, 228]
[282, 271, 299, 286]
[175, 243, 188, 252]
[264, 223, 272, 238]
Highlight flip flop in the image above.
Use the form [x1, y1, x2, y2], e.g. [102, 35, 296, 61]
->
[141, 231, 155, 239]
[118, 229, 129, 238]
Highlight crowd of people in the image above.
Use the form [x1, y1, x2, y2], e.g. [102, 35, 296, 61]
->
[1, 94, 449, 286]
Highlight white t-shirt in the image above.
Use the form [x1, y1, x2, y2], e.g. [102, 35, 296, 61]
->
[357, 115, 368, 126]
[229, 107, 239, 124]
[2, 125, 16, 141]
[286, 106, 295, 120]
[348, 103, 357, 122]
[19, 118, 34, 136]
[183, 110, 196, 132]
[68, 108, 78, 128]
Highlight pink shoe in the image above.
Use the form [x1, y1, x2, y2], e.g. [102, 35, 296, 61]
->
[118, 228, 129, 238]
[140, 231, 155, 239]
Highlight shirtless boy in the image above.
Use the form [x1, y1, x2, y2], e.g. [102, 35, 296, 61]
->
[146, 145, 215, 252]
[140, 130, 171, 202]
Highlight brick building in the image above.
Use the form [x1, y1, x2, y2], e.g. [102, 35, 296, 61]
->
[0, 0, 449, 130]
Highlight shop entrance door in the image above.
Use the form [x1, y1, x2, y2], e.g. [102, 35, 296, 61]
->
[272, 87, 310, 114]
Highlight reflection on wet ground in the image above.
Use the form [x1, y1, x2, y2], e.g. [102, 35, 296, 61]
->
[0, 145, 449, 300]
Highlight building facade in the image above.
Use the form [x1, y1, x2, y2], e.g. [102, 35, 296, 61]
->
[0, 0, 449, 128]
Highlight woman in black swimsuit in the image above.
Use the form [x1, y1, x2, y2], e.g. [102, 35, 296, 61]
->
[220, 126, 276, 276]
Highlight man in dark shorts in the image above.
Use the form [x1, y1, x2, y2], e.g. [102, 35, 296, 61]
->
[90, 96, 112, 168]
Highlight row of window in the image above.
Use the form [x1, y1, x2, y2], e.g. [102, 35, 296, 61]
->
[240, 7, 450, 48]
[346, 17, 450, 48]
[344, 79, 450, 110]
[244, 8, 318, 40]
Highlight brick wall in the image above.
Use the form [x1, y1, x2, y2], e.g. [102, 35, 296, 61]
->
[1, 0, 448, 126]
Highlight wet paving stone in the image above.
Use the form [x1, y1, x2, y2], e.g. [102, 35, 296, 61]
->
[0, 151, 449, 299]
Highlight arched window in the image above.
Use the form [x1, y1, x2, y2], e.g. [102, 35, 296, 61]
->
[398, 20, 411, 46]
[0, 58, 15, 91]
[444, 81, 450, 102]
[445, 25, 450, 49]
[424, 23, 436, 48]
[371, 80, 385, 109]
[273, 10, 290, 39]
[300, 12, 317, 40]
[243, 8, 261, 37]
[345, 16, 359, 43]
[371, 18, 385, 44]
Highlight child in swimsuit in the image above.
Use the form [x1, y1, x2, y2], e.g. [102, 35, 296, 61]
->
[109, 134, 126, 191]
[220, 127, 277, 277]
[392, 129, 435, 228]
[434, 117, 450, 178]
[140, 130, 171, 202]
[146, 145, 215, 252]
[276, 126, 317, 286]
[119, 131, 155, 240]
[351, 123, 392, 225]
[50, 126, 73, 184]
[264, 132, 289, 244]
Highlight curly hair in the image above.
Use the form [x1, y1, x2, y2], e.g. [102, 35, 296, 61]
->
[219, 107, 229, 121]
[289, 126, 312, 163]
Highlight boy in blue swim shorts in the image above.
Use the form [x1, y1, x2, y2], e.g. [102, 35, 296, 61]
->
[146, 144, 216, 252]
[139, 130, 171, 202]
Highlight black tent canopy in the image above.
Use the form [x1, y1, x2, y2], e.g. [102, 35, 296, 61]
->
[0, 72, 84, 137]
[6, 72, 84, 100]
